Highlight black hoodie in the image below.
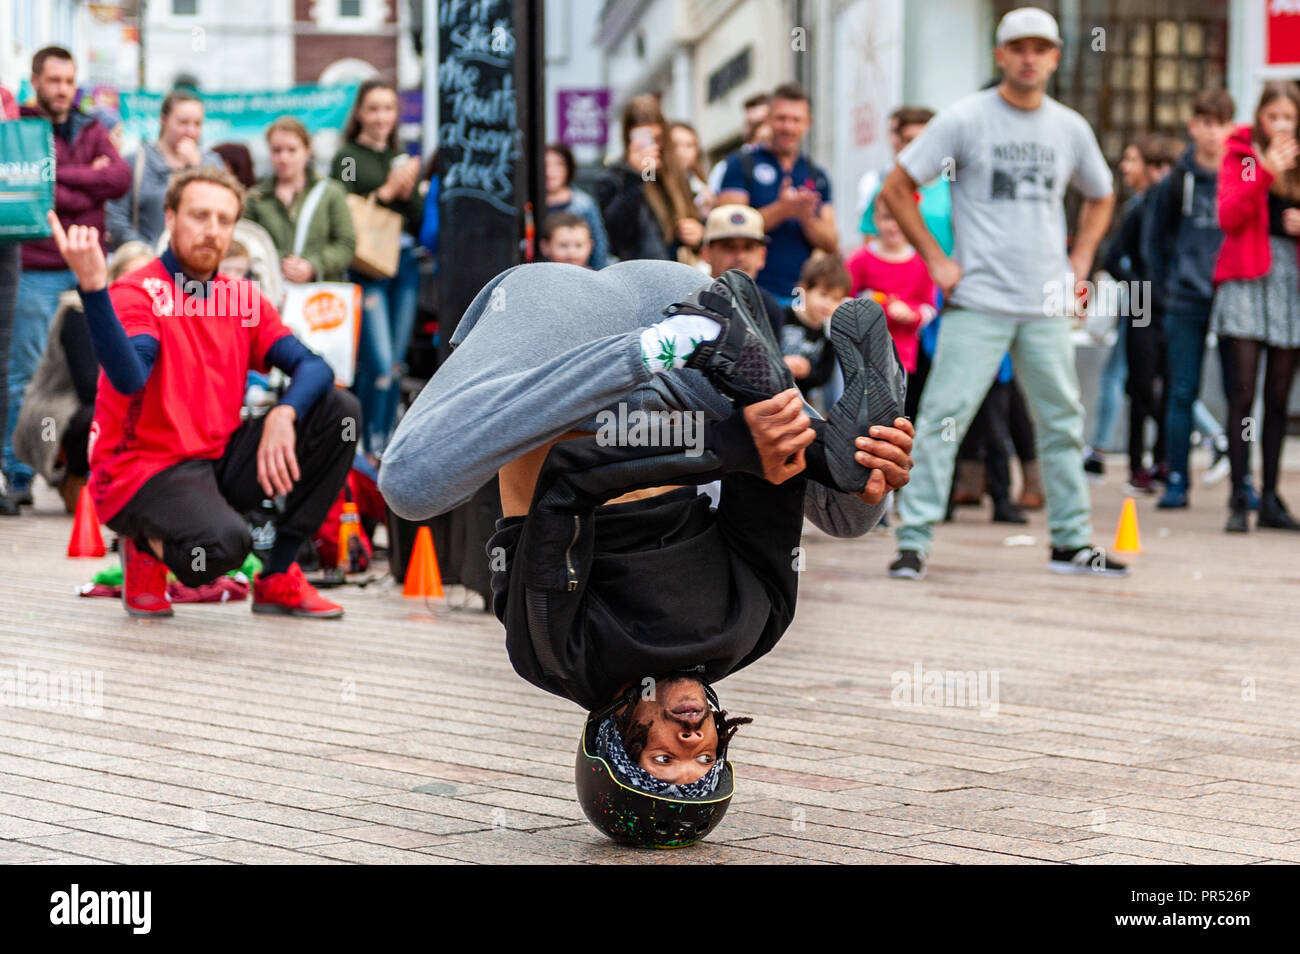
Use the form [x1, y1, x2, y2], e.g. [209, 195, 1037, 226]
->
[488, 411, 804, 711]
[1142, 144, 1224, 313]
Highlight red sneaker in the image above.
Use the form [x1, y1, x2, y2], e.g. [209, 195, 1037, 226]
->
[252, 563, 343, 618]
[121, 537, 173, 618]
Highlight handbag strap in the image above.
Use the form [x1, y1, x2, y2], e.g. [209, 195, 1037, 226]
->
[130, 147, 146, 233]
[292, 179, 330, 257]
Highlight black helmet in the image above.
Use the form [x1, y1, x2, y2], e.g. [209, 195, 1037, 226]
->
[575, 680, 734, 849]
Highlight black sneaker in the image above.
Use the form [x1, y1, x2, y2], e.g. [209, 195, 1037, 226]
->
[888, 549, 926, 580]
[1048, 545, 1129, 577]
[1083, 450, 1105, 482]
[991, 498, 1028, 524]
[823, 298, 907, 493]
[1257, 491, 1300, 531]
[1225, 490, 1250, 533]
[678, 272, 793, 406]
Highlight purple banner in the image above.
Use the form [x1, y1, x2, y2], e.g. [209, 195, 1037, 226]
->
[556, 88, 610, 148]
[400, 88, 424, 157]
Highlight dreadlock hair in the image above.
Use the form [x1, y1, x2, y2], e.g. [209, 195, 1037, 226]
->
[712, 708, 754, 762]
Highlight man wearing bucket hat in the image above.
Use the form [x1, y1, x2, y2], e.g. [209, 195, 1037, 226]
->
[879, 6, 1126, 581]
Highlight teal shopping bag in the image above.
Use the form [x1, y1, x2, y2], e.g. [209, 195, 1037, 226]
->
[0, 118, 55, 241]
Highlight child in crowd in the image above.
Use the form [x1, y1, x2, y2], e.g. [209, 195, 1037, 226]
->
[845, 195, 937, 376]
[1143, 89, 1237, 510]
[219, 240, 251, 280]
[1100, 133, 1179, 495]
[781, 252, 849, 402]
[539, 212, 595, 268]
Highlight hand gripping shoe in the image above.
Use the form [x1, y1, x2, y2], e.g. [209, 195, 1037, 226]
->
[674, 271, 794, 406]
[824, 297, 907, 493]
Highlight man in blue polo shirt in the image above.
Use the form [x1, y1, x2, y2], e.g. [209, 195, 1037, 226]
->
[717, 83, 838, 305]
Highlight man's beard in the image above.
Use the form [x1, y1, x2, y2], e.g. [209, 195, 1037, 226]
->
[179, 242, 225, 277]
[36, 93, 68, 119]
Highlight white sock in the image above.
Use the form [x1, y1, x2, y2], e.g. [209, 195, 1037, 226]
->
[639, 314, 721, 373]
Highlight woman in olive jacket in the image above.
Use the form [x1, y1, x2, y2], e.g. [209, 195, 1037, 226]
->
[328, 80, 425, 457]
[242, 116, 355, 283]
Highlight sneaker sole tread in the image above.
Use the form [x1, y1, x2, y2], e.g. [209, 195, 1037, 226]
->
[827, 300, 905, 493]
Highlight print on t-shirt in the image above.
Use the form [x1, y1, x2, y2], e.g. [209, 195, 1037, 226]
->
[990, 141, 1056, 201]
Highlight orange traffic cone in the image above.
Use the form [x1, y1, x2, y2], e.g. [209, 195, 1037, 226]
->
[402, 525, 444, 598]
[68, 484, 106, 558]
[1113, 496, 1141, 554]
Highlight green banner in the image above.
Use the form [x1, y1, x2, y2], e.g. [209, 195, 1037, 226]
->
[0, 119, 55, 241]
[118, 82, 359, 148]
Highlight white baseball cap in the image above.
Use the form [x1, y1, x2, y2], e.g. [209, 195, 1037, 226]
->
[996, 7, 1062, 48]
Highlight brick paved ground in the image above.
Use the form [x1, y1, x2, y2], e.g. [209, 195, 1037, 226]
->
[2, 448, 1299, 865]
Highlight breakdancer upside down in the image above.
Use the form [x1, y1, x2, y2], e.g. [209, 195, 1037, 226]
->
[379, 262, 911, 847]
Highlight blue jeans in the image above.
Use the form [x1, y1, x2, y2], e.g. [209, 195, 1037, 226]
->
[1089, 319, 1127, 452]
[5, 268, 76, 488]
[0, 244, 18, 481]
[1163, 305, 1212, 482]
[351, 246, 420, 456]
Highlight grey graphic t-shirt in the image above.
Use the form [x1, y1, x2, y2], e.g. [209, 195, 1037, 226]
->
[898, 88, 1113, 319]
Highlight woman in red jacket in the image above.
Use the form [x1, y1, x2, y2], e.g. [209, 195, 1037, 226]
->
[1212, 82, 1300, 533]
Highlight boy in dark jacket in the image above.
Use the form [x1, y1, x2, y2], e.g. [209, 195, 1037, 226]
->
[1142, 89, 1237, 509]
[1100, 133, 1178, 495]
[782, 253, 847, 399]
[4, 47, 129, 505]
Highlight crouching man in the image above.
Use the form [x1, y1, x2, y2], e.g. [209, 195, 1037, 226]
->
[46, 167, 358, 618]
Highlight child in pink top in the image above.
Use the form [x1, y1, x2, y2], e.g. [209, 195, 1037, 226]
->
[845, 196, 937, 373]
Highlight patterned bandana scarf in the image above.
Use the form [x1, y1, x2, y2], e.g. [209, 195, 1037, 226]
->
[596, 715, 722, 798]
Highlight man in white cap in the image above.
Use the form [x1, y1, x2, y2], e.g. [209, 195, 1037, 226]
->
[879, 6, 1124, 580]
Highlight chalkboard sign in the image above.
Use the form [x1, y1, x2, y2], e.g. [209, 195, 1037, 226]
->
[438, 0, 519, 215]
[430, 0, 543, 604]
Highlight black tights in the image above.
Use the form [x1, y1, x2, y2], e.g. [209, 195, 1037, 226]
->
[1224, 336, 1300, 495]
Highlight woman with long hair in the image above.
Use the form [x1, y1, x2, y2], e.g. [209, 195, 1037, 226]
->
[329, 79, 424, 458]
[105, 88, 223, 248]
[669, 121, 716, 216]
[595, 94, 702, 264]
[244, 116, 355, 283]
[1213, 80, 1300, 531]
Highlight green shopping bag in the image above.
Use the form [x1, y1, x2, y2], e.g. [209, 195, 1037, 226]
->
[0, 118, 54, 241]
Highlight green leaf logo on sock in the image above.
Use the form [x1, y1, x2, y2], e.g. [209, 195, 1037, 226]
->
[656, 339, 677, 370]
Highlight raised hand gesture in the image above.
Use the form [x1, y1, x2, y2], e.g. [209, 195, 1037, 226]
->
[46, 210, 107, 292]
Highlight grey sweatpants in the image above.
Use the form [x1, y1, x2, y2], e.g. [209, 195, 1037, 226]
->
[378, 260, 882, 537]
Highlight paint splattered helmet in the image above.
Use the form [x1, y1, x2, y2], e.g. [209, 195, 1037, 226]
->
[575, 680, 734, 849]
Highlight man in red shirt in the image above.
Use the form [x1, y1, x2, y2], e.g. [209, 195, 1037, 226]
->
[47, 166, 357, 618]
